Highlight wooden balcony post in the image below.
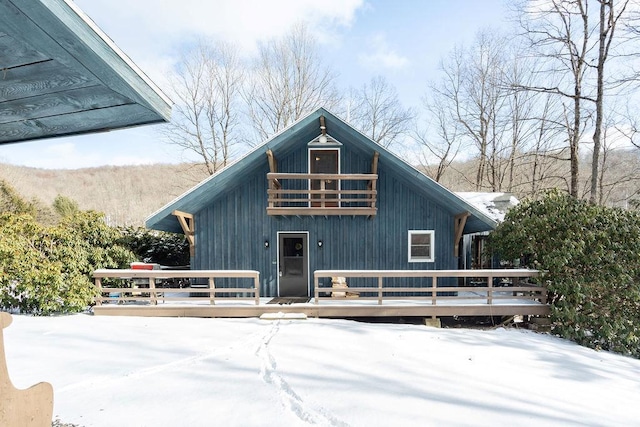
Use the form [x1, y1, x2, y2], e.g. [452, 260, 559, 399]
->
[378, 276, 383, 305]
[370, 152, 379, 209]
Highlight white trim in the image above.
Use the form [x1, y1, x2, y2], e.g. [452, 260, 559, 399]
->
[276, 231, 310, 297]
[408, 230, 435, 263]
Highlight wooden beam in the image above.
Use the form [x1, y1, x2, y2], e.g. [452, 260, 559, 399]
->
[267, 207, 377, 216]
[454, 212, 470, 256]
[369, 151, 379, 211]
[266, 150, 280, 193]
[266, 149, 277, 173]
[371, 151, 379, 175]
[172, 210, 195, 257]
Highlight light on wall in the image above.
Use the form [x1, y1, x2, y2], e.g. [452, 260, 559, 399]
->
[317, 240, 323, 248]
[264, 240, 269, 248]
[318, 134, 328, 144]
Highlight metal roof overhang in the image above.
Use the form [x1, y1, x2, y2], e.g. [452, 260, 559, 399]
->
[0, 0, 172, 144]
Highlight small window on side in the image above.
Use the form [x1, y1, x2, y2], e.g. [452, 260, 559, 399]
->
[408, 230, 435, 262]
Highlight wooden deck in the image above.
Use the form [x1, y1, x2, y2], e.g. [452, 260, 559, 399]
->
[92, 269, 550, 319]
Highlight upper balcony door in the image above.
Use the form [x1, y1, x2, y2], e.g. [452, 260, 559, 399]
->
[309, 148, 340, 208]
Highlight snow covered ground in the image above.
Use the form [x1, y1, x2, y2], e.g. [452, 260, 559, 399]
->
[4, 314, 640, 426]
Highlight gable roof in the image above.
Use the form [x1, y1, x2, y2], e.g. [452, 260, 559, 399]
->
[146, 108, 498, 234]
[0, 0, 172, 144]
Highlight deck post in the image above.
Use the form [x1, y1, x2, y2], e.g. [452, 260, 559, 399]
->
[95, 278, 102, 306]
[432, 276, 437, 305]
[314, 275, 319, 304]
[487, 275, 493, 305]
[149, 277, 157, 306]
[209, 278, 215, 305]
[378, 276, 383, 305]
[253, 274, 258, 304]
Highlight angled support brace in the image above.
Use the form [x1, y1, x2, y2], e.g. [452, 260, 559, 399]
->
[454, 212, 470, 256]
[173, 210, 195, 257]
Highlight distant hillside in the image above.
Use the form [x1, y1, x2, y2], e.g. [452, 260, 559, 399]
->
[3, 147, 636, 228]
[0, 163, 209, 226]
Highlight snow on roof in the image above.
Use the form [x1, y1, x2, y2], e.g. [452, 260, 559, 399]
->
[455, 192, 519, 222]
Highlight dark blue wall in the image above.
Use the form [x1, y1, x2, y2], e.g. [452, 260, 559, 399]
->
[193, 140, 458, 297]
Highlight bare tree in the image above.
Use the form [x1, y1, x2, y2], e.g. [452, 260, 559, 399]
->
[516, 0, 636, 202]
[245, 23, 340, 142]
[414, 90, 461, 182]
[163, 40, 244, 175]
[589, 0, 631, 203]
[349, 76, 415, 148]
[515, 0, 593, 198]
[430, 31, 515, 191]
[517, 93, 568, 196]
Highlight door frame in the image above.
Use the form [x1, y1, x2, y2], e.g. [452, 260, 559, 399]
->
[308, 147, 341, 208]
[276, 231, 310, 297]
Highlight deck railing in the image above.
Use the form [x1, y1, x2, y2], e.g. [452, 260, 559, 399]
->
[93, 269, 260, 306]
[314, 269, 545, 306]
[266, 173, 377, 216]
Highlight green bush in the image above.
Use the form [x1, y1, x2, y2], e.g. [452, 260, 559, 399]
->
[0, 211, 135, 315]
[118, 226, 189, 266]
[489, 190, 640, 357]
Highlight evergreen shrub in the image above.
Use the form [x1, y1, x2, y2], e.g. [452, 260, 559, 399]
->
[489, 190, 640, 357]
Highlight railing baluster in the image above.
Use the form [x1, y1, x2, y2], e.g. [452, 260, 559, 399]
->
[378, 276, 383, 305]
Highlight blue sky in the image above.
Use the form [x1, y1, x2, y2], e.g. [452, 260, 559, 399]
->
[0, 0, 511, 169]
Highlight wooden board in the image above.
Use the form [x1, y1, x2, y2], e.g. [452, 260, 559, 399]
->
[0, 313, 53, 427]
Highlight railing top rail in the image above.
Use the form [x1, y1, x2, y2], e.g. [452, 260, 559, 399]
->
[93, 269, 260, 279]
[268, 173, 377, 180]
[314, 269, 540, 278]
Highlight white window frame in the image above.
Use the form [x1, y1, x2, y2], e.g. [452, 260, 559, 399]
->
[408, 230, 435, 263]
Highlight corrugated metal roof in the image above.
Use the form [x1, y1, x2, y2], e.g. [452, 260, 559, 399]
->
[145, 108, 497, 234]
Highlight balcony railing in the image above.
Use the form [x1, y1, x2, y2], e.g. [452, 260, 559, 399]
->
[267, 173, 377, 216]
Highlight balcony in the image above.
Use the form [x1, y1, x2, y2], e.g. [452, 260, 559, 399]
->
[266, 173, 378, 216]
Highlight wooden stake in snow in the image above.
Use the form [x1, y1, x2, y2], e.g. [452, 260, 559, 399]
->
[0, 312, 53, 427]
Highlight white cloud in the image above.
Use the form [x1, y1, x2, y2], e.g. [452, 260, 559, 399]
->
[71, 0, 365, 100]
[75, 0, 364, 56]
[357, 33, 410, 70]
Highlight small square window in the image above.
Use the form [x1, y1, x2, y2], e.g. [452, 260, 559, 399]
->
[408, 230, 435, 262]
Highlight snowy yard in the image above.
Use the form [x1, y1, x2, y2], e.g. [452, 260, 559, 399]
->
[4, 314, 640, 426]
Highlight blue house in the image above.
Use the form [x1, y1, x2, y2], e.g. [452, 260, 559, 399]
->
[146, 108, 497, 297]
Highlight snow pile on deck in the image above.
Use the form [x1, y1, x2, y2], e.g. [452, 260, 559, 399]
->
[5, 315, 640, 426]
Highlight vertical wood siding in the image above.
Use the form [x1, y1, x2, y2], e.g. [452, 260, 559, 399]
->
[194, 141, 459, 296]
